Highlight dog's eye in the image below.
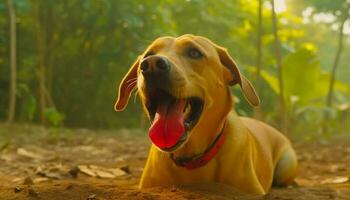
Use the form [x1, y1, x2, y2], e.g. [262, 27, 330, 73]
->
[187, 48, 203, 59]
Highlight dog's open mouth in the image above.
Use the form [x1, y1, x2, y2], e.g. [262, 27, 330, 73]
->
[146, 90, 203, 152]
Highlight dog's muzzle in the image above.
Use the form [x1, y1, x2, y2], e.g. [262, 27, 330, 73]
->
[139, 55, 204, 152]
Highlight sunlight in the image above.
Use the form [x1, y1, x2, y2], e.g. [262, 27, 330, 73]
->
[301, 6, 350, 35]
[313, 13, 336, 23]
[264, 0, 287, 13]
[275, 0, 287, 13]
[344, 21, 350, 35]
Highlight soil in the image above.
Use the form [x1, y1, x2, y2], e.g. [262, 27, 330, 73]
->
[0, 124, 349, 200]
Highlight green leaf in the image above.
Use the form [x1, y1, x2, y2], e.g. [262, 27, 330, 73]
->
[282, 48, 321, 104]
[44, 107, 65, 127]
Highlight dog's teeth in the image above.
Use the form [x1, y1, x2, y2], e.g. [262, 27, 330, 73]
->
[184, 103, 191, 116]
[183, 102, 189, 112]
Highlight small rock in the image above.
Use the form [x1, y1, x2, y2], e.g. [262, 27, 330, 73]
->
[120, 165, 131, 174]
[14, 186, 22, 193]
[23, 177, 33, 185]
[119, 165, 131, 174]
[28, 187, 39, 197]
[69, 166, 79, 178]
[170, 186, 177, 192]
[65, 184, 73, 190]
[87, 193, 97, 200]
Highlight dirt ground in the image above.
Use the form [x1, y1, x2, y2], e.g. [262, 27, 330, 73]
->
[0, 124, 350, 200]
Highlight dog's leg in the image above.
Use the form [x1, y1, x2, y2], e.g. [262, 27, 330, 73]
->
[273, 147, 298, 186]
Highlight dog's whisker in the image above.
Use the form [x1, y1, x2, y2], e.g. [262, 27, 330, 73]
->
[126, 78, 137, 83]
[126, 80, 137, 92]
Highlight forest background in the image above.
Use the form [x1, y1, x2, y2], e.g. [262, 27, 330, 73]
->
[1, 0, 349, 140]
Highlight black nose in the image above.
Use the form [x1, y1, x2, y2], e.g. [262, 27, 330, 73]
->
[140, 55, 170, 75]
[155, 57, 170, 71]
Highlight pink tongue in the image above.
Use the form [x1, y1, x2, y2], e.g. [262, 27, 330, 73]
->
[149, 100, 186, 149]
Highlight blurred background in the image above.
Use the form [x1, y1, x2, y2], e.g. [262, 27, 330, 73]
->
[0, 0, 349, 139]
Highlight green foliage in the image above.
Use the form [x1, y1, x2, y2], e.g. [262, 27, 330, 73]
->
[249, 45, 349, 136]
[23, 95, 36, 121]
[282, 48, 320, 104]
[303, 0, 348, 14]
[44, 107, 65, 127]
[0, 0, 349, 137]
[258, 47, 348, 106]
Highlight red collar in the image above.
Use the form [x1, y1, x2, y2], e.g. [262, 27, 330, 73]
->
[170, 121, 227, 170]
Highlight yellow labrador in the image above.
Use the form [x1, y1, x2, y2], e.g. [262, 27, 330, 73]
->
[115, 34, 298, 195]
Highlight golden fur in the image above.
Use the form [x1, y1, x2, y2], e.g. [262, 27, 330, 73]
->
[115, 34, 298, 195]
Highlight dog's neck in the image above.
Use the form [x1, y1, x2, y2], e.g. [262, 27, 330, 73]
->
[170, 120, 227, 169]
[172, 88, 234, 159]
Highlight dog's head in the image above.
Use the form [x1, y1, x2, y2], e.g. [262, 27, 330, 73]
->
[115, 34, 259, 152]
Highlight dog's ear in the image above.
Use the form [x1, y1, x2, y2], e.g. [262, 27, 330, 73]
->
[216, 47, 260, 107]
[114, 56, 141, 111]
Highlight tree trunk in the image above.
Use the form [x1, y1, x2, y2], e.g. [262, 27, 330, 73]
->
[326, 4, 350, 108]
[32, 0, 47, 125]
[323, 4, 350, 134]
[271, 0, 287, 133]
[254, 0, 263, 119]
[44, 4, 55, 95]
[6, 0, 17, 124]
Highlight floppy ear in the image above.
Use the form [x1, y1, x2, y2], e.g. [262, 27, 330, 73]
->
[114, 56, 141, 111]
[216, 47, 260, 107]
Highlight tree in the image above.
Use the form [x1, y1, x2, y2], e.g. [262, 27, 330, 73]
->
[6, 0, 16, 124]
[299, 0, 350, 133]
[323, 3, 350, 133]
[254, 0, 263, 119]
[32, 0, 47, 125]
[271, 0, 287, 132]
[0, 0, 347, 131]
[326, 3, 350, 109]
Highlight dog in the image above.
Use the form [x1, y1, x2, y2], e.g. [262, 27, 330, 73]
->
[114, 34, 298, 195]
